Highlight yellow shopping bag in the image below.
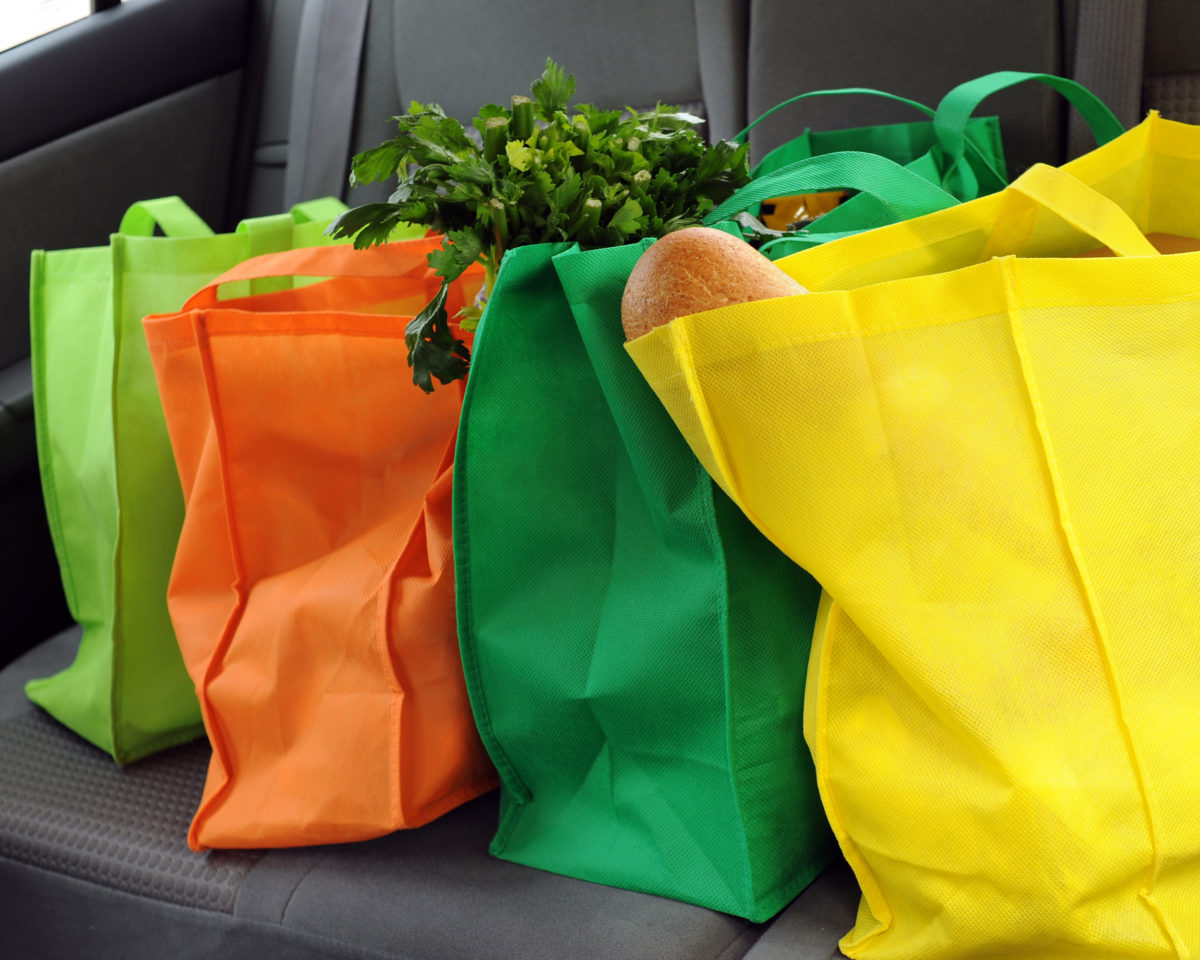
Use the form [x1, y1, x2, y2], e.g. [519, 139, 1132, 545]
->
[627, 112, 1200, 958]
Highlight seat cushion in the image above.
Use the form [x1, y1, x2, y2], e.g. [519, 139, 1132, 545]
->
[0, 629, 856, 959]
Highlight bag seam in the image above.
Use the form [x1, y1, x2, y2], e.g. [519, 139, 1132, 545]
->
[376, 489, 409, 831]
[146, 323, 413, 347]
[109, 239, 128, 762]
[107, 239, 198, 766]
[29, 251, 81, 620]
[450, 294, 532, 836]
[810, 601, 892, 949]
[186, 312, 251, 850]
[1002, 259, 1182, 955]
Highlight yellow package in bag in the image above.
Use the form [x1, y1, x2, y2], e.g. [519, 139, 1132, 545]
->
[627, 112, 1200, 958]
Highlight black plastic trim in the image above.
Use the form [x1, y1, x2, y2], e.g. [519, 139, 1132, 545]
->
[0, 358, 33, 422]
[0, 0, 251, 162]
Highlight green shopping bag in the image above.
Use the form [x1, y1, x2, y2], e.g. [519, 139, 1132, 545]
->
[453, 148, 984, 918]
[26, 195, 382, 765]
[453, 239, 834, 920]
[735, 86, 1003, 229]
[740, 72, 1125, 256]
[453, 72, 1127, 919]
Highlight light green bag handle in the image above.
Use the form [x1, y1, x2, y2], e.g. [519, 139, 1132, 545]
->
[934, 71, 1127, 199]
[237, 212, 295, 259]
[238, 197, 345, 254]
[703, 150, 959, 227]
[290, 195, 349, 223]
[233, 196, 350, 293]
[117, 196, 214, 238]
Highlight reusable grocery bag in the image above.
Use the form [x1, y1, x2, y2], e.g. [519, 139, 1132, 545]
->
[453, 234, 837, 921]
[735, 87, 1003, 232]
[144, 240, 496, 851]
[744, 71, 1124, 256]
[628, 113, 1200, 957]
[28, 195, 360, 764]
[454, 145, 995, 919]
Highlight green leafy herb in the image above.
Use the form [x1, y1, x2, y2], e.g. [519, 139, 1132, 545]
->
[329, 58, 752, 391]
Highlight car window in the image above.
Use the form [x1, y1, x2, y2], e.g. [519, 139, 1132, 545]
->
[0, 0, 127, 53]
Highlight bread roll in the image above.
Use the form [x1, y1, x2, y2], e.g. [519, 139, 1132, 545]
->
[621, 227, 807, 340]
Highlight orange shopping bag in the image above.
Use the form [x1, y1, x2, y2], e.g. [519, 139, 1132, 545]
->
[143, 239, 496, 851]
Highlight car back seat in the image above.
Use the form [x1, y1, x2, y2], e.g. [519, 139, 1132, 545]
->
[2, 3, 847, 958]
[4, 1, 1197, 957]
[241, 0, 751, 217]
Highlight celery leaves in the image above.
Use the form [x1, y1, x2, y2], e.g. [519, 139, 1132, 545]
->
[329, 58, 752, 392]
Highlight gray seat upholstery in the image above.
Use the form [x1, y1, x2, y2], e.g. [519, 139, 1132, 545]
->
[0, 7, 856, 955]
[0, 632, 860, 959]
[743, 0, 1070, 173]
[1142, 0, 1200, 124]
[242, 0, 750, 216]
[7, 1, 1200, 957]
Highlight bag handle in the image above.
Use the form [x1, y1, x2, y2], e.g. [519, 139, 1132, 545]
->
[230, 198, 351, 294]
[985, 163, 1158, 259]
[703, 150, 959, 226]
[732, 88, 935, 145]
[234, 198, 347, 254]
[934, 71, 1126, 199]
[118, 196, 214, 238]
[236, 212, 297, 260]
[182, 237, 455, 309]
[290, 196, 348, 223]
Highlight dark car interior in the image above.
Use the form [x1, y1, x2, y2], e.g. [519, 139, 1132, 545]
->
[2, 0, 1197, 956]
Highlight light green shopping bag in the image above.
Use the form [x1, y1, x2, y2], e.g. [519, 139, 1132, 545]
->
[27, 195, 369, 764]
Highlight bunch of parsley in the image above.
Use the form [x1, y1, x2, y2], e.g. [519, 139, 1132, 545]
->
[328, 59, 751, 391]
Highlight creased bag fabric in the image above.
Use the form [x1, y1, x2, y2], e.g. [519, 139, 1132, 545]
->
[28, 195, 354, 764]
[144, 240, 495, 850]
[453, 239, 834, 921]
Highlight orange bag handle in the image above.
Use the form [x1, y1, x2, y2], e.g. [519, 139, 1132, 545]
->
[182, 238, 474, 310]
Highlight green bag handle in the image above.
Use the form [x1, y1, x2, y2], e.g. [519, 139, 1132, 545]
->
[116, 195, 345, 243]
[234, 196, 349, 292]
[290, 195, 349, 224]
[117, 197, 214, 238]
[732, 85, 1004, 208]
[934, 71, 1126, 199]
[237, 211, 295, 258]
[237, 196, 348, 244]
[732, 87, 935, 144]
[703, 150, 959, 227]
[237, 197, 343, 253]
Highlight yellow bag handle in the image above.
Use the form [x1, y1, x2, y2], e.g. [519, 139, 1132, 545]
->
[981, 163, 1159, 260]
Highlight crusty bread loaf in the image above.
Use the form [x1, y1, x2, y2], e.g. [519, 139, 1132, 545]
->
[621, 227, 807, 340]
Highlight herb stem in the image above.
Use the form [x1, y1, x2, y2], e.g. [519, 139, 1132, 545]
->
[483, 116, 508, 163]
[484, 247, 500, 301]
[511, 96, 535, 140]
[488, 200, 510, 248]
[568, 197, 603, 241]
